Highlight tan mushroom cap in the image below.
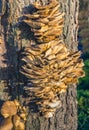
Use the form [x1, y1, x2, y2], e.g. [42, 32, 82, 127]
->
[0, 117, 13, 130]
[0, 101, 17, 118]
[13, 115, 25, 130]
[13, 115, 21, 128]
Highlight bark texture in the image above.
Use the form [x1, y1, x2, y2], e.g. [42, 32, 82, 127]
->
[0, 0, 79, 130]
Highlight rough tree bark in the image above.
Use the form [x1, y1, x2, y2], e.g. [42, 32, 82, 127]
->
[0, 0, 79, 130]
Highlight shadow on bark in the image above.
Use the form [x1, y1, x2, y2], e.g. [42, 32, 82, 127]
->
[0, 4, 41, 113]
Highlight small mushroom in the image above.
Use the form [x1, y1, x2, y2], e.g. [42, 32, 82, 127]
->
[13, 115, 21, 128]
[0, 117, 13, 130]
[14, 100, 20, 107]
[1, 101, 17, 118]
[13, 115, 25, 130]
[19, 113, 27, 121]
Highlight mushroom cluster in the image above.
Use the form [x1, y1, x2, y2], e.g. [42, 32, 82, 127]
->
[23, 0, 64, 43]
[0, 100, 27, 130]
[21, 0, 85, 118]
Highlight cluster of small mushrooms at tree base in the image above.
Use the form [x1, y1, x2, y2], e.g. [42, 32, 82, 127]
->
[0, 100, 27, 130]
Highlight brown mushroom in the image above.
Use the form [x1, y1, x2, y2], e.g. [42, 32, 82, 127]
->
[0, 117, 13, 130]
[13, 115, 25, 130]
[1, 101, 17, 118]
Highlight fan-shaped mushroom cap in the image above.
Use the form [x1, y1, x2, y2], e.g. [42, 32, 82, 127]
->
[0, 101, 17, 118]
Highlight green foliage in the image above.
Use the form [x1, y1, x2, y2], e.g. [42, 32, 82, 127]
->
[78, 90, 89, 130]
[78, 59, 89, 90]
[78, 59, 89, 130]
[78, 0, 89, 129]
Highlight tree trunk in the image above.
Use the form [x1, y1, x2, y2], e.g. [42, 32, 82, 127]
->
[0, 0, 79, 130]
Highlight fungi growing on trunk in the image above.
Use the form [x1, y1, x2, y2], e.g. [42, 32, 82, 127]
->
[20, 0, 85, 118]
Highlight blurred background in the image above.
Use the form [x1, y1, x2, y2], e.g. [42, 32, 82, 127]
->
[78, 0, 89, 129]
